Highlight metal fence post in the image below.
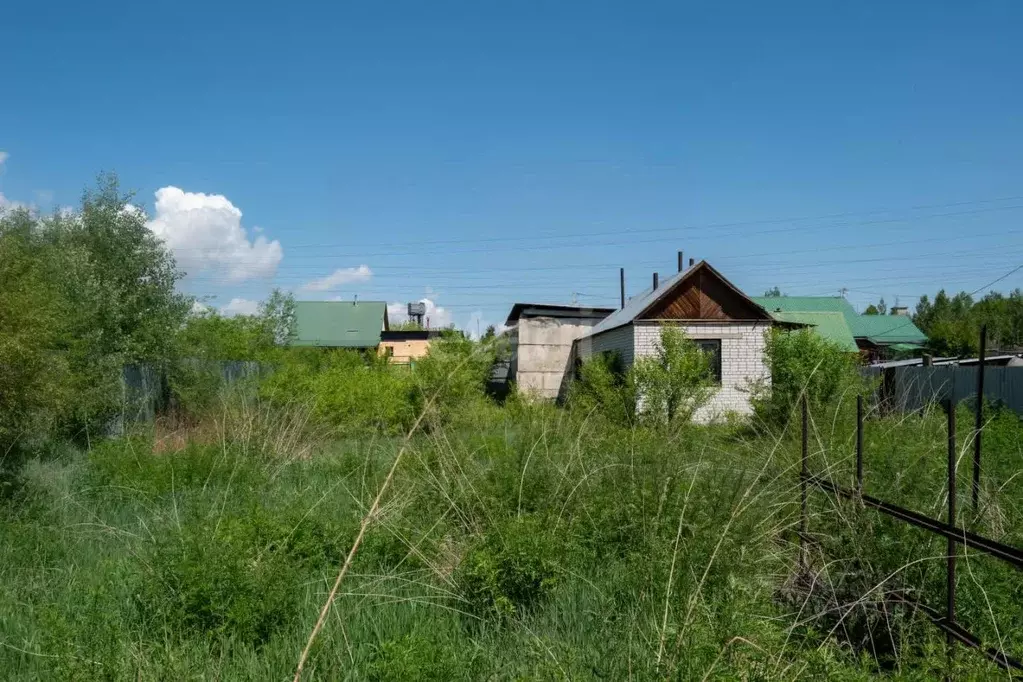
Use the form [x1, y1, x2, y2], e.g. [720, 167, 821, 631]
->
[800, 395, 808, 569]
[856, 394, 864, 495]
[947, 399, 958, 673]
[973, 325, 986, 510]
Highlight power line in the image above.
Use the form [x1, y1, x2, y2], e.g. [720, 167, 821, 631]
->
[163, 200, 1023, 256]
[968, 264, 1023, 297]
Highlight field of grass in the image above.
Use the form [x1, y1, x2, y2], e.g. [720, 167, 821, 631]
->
[1, 396, 1020, 680]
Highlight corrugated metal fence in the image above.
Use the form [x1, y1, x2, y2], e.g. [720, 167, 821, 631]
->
[864, 366, 1023, 416]
[113, 361, 264, 434]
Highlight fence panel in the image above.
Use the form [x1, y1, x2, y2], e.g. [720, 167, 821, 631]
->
[874, 366, 1023, 416]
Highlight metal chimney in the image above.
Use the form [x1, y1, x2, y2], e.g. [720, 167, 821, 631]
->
[652, 272, 659, 290]
[619, 268, 626, 309]
[689, 257, 695, 267]
[677, 251, 684, 272]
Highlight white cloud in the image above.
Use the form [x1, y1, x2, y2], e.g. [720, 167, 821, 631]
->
[0, 151, 8, 168]
[191, 300, 210, 315]
[0, 192, 28, 213]
[301, 265, 372, 292]
[146, 186, 283, 282]
[387, 297, 452, 329]
[220, 298, 261, 317]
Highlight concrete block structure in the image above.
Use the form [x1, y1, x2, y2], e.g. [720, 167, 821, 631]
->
[503, 304, 615, 399]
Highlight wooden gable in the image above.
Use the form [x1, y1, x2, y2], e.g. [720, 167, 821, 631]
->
[640, 262, 772, 321]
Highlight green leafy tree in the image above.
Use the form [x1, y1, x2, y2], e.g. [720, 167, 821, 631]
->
[864, 298, 886, 315]
[632, 326, 715, 427]
[0, 209, 71, 451]
[258, 288, 296, 346]
[763, 286, 784, 297]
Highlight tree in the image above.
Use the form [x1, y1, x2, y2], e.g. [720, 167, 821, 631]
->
[482, 324, 497, 341]
[258, 288, 296, 346]
[864, 298, 886, 315]
[0, 209, 71, 451]
[632, 326, 715, 427]
[914, 289, 978, 355]
[763, 286, 784, 298]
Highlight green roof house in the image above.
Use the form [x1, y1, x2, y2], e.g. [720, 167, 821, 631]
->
[291, 300, 389, 348]
[751, 296, 927, 359]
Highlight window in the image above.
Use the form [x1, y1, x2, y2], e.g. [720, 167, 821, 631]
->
[695, 340, 722, 384]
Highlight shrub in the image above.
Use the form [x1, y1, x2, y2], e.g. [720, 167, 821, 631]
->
[752, 327, 865, 428]
[632, 325, 715, 427]
[140, 512, 303, 646]
[411, 333, 497, 426]
[567, 351, 638, 426]
[366, 633, 460, 682]
[455, 515, 560, 620]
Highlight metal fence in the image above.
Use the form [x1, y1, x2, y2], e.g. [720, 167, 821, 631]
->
[112, 361, 264, 434]
[873, 365, 1023, 416]
[799, 395, 1023, 676]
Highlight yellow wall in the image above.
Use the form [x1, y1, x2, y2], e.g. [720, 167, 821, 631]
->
[379, 339, 432, 364]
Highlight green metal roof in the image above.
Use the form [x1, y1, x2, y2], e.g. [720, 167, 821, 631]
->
[768, 311, 859, 352]
[752, 296, 927, 346]
[291, 301, 388, 348]
[752, 296, 859, 316]
[849, 314, 928, 345]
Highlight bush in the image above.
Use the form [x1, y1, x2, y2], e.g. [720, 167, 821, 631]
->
[455, 515, 560, 620]
[567, 351, 638, 426]
[140, 512, 304, 646]
[632, 325, 715, 427]
[752, 327, 865, 428]
[569, 326, 714, 428]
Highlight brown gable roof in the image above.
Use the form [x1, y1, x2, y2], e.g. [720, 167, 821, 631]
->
[640, 261, 774, 321]
[582, 260, 773, 338]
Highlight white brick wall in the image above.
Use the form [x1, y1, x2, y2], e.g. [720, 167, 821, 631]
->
[576, 324, 634, 366]
[633, 321, 771, 422]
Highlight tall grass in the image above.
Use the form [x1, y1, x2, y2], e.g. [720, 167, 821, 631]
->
[1, 387, 1020, 679]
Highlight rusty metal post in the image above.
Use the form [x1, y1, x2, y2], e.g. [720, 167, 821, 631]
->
[947, 399, 958, 671]
[800, 395, 808, 569]
[856, 394, 864, 495]
[972, 324, 986, 510]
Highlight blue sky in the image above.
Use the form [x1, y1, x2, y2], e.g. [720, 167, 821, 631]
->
[2, 1, 1022, 333]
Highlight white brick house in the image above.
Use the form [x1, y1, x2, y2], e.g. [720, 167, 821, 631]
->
[572, 261, 777, 422]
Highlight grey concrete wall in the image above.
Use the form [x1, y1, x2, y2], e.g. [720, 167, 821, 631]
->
[515, 316, 605, 399]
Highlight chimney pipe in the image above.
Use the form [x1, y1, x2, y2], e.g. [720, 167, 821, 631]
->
[677, 251, 684, 272]
[652, 272, 659, 290]
[619, 268, 625, 309]
[689, 257, 695, 267]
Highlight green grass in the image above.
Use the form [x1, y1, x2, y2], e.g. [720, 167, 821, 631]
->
[1, 398, 1020, 680]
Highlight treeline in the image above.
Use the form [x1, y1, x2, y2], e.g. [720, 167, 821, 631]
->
[913, 289, 1023, 355]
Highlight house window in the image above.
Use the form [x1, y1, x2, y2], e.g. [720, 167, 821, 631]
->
[695, 340, 722, 384]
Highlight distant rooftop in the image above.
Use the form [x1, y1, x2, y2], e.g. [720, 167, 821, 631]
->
[291, 300, 389, 348]
[505, 303, 615, 326]
[751, 295, 927, 346]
